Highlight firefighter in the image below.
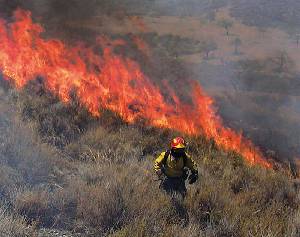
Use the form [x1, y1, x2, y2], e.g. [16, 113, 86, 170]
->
[154, 137, 198, 198]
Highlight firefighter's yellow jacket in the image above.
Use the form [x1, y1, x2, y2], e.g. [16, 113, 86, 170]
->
[154, 151, 197, 178]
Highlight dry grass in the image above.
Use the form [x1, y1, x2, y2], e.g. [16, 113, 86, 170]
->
[0, 205, 36, 237]
[1, 3, 300, 236]
[0, 81, 299, 236]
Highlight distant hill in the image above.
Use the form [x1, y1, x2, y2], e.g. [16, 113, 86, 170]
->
[1, 0, 300, 33]
[230, 0, 300, 32]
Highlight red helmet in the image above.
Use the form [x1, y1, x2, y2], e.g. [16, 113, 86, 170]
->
[171, 137, 186, 149]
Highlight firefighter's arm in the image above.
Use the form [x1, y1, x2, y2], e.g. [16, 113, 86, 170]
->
[154, 152, 166, 174]
[185, 153, 199, 184]
[185, 153, 198, 173]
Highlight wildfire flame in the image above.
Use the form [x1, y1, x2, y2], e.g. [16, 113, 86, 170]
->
[0, 9, 271, 168]
[132, 36, 150, 57]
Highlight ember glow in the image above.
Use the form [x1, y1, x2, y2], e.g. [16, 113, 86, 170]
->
[0, 10, 271, 168]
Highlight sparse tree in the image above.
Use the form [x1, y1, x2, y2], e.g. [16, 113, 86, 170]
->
[271, 51, 293, 73]
[218, 19, 233, 36]
[258, 26, 267, 38]
[201, 40, 218, 59]
[232, 37, 242, 55]
[296, 33, 300, 47]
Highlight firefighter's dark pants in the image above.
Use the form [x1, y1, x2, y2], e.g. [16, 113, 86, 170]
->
[160, 176, 187, 198]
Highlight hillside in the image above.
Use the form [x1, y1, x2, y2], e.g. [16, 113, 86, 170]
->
[0, 77, 299, 237]
[1, 1, 300, 236]
[60, 7, 300, 164]
[230, 0, 300, 32]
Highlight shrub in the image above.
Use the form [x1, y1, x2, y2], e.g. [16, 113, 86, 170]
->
[0, 205, 36, 237]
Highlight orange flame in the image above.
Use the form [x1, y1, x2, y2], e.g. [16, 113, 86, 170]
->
[132, 36, 150, 57]
[0, 10, 271, 168]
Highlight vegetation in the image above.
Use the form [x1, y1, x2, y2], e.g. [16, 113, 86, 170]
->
[234, 52, 297, 94]
[135, 33, 204, 58]
[217, 19, 234, 36]
[0, 75, 300, 237]
[1, 1, 300, 236]
[230, 0, 300, 33]
[3, 0, 300, 34]
[201, 40, 218, 59]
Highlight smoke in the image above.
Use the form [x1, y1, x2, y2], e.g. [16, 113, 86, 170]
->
[1, 0, 300, 166]
[193, 54, 300, 165]
[193, 53, 297, 150]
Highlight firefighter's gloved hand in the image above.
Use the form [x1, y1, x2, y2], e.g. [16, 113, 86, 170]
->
[182, 168, 189, 180]
[188, 170, 198, 184]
